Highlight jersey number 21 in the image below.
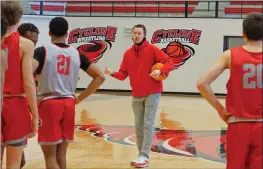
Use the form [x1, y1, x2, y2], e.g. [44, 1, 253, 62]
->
[57, 55, 71, 75]
[243, 63, 262, 89]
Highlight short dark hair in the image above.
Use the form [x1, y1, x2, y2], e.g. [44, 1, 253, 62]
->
[1, 1, 23, 26]
[49, 17, 68, 37]
[133, 24, 147, 35]
[1, 15, 8, 37]
[243, 12, 263, 41]
[17, 23, 39, 36]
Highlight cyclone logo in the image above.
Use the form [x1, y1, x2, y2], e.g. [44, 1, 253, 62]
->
[77, 40, 112, 63]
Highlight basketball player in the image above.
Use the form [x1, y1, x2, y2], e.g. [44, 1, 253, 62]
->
[1, 16, 28, 169]
[16, 22, 40, 169]
[1, 14, 8, 169]
[104, 24, 173, 168]
[197, 12, 262, 169]
[1, 15, 8, 100]
[18, 23, 39, 46]
[1, 2, 39, 169]
[18, 23, 40, 91]
[32, 17, 105, 169]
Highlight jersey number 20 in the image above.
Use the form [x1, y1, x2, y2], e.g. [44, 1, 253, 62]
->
[243, 63, 262, 88]
[57, 55, 71, 75]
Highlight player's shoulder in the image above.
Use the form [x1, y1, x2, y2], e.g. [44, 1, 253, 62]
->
[35, 46, 45, 50]
[20, 36, 33, 45]
[222, 49, 231, 56]
[224, 46, 245, 59]
[229, 46, 250, 56]
[68, 45, 78, 51]
[20, 36, 34, 49]
[218, 49, 231, 67]
[67, 45, 80, 56]
[34, 46, 45, 55]
[220, 49, 231, 61]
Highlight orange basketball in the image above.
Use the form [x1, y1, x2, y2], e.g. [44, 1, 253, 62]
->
[151, 63, 168, 81]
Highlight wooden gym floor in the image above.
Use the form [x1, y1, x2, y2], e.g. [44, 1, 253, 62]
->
[2, 92, 227, 168]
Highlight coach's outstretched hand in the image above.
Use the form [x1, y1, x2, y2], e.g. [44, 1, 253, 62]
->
[104, 67, 114, 75]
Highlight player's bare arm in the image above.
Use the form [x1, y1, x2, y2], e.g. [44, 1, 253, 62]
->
[20, 37, 39, 137]
[32, 59, 42, 105]
[1, 50, 7, 104]
[77, 64, 105, 103]
[32, 59, 39, 73]
[197, 50, 231, 122]
[1, 50, 7, 93]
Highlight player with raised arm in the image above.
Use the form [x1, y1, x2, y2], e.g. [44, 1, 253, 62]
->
[16, 22, 40, 169]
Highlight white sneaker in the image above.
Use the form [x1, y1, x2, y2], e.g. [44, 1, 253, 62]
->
[130, 156, 140, 166]
[134, 156, 149, 168]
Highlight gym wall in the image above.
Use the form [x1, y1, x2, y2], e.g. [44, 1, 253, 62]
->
[21, 15, 243, 94]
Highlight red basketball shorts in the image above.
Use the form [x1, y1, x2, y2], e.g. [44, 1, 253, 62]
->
[226, 122, 262, 169]
[38, 98, 75, 145]
[1, 97, 31, 145]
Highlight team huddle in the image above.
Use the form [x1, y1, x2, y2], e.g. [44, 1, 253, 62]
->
[1, 1, 262, 169]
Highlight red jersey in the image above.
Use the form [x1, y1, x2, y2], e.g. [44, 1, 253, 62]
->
[226, 46, 262, 119]
[2, 32, 25, 95]
[113, 40, 174, 97]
